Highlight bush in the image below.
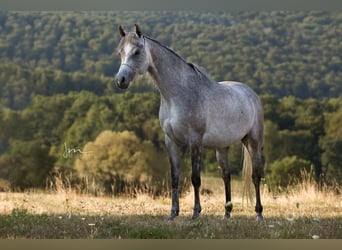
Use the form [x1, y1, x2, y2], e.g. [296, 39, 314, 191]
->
[267, 155, 312, 189]
[74, 130, 171, 195]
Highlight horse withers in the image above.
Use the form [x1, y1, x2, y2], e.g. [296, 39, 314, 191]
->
[115, 25, 264, 221]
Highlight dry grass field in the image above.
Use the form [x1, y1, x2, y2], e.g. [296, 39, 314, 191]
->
[0, 175, 341, 239]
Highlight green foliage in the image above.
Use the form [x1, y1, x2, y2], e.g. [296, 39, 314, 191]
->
[0, 11, 341, 110]
[202, 143, 243, 176]
[263, 120, 282, 165]
[268, 156, 312, 188]
[319, 99, 342, 184]
[1, 140, 55, 190]
[263, 96, 326, 182]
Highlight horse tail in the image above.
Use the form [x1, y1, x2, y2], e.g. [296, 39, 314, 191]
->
[242, 144, 253, 206]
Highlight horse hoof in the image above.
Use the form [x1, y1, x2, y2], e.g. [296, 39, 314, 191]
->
[191, 213, 200, 220]
[192, 207, 201, 220]
[222, 213, 231, 220]
[167, 215, 176, 221]
[192, 211, 201, 220]
[167, 210, 179, 221]
[168, 214, 177, 221]
[256, 214, 264, 221]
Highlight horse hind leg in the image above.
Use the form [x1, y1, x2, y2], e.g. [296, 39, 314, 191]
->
[242, 135, 264, 221]
[190, 143, 202, 219]
[216, 147, 232, 219]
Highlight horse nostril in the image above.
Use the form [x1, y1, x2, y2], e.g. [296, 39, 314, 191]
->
[115, 75, 129, 89]
[120, 76, 125, 84]
[115, 75, 124, 84]
[116, 75, 125, 85]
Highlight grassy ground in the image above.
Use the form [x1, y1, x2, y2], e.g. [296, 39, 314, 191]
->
[0, 176, 341, 239]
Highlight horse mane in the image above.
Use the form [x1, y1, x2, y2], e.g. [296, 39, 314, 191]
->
[145, 36, 215, 84]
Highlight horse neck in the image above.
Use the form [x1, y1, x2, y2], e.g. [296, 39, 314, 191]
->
[146, 38, 195, 100]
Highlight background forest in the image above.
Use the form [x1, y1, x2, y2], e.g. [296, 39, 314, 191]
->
[0, 11, 341, 194]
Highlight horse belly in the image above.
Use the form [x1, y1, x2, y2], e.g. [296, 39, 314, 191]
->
[202, 113, 252, 148]
[202, 127, 245, 148]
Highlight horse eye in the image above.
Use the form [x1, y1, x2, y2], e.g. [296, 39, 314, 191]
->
[133, 49, 140, 56]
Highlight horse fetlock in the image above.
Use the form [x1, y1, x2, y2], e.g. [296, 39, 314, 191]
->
[255, 204, 263, 221]
[255, 204, 263, 214]
[225, 201, 233, 212]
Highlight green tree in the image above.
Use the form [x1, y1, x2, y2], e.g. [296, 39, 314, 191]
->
[320, 102, 342, 184]
[5, 140, 56, 190]
[263, 120, 281, 167]
[294, 98, 325, 177]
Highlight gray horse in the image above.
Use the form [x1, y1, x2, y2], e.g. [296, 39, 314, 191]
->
[115, 25, 264, 221]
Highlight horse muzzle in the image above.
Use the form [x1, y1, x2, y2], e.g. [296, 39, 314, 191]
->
[115, 74, 130, 89]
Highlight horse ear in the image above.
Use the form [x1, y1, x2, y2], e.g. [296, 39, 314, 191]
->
[135, 24, 142, 37]
[119, 25, 126, 37]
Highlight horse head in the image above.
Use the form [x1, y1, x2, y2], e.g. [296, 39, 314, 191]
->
[114, 24, 148, 89]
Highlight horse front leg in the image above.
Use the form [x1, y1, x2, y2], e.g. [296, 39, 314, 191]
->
[165, 135, 181, 220]
[190, 142, 202, 219]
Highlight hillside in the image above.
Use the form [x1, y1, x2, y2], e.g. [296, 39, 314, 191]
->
[0, 11, 341, 106]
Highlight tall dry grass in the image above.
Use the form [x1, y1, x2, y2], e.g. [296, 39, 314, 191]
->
[1, 170, 340, 218]
[0, 170, 341, 238]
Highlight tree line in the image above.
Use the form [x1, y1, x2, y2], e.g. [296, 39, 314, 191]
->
[0, 91, 341, 192]
[0, 11, 341, 193]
